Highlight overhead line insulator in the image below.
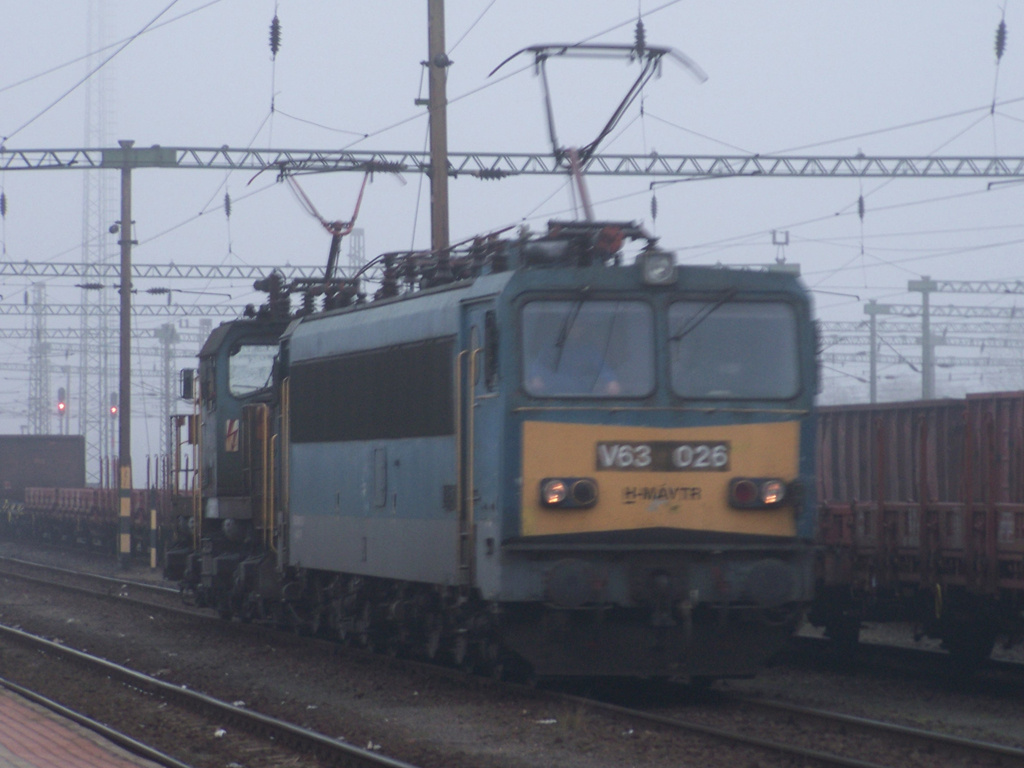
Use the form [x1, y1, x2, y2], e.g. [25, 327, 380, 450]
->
[996, 19, 1008, 61]
[634, 17, 646, 60]
[270, 15, 282, 58]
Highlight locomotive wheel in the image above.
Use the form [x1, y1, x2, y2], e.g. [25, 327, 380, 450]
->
[327, 599, 348, 643]
[483, 640, 506, 681]
[824, 613, 861, 654]
[452, 632, 472, 671]
[216, 593, 233, 621]
[945, 621, 997, 672]
[354, 603, 374, 649]
[424, 614, 444, 660]
[308, 608, 326, 638]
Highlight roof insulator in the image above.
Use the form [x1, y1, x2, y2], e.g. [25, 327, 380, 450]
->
[996, 19, 1008, 61]
[270, 15, 282, 58]
[224, 192, 232, 219]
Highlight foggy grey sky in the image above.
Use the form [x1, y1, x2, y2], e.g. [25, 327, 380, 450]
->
[2, 1, 1024, 452]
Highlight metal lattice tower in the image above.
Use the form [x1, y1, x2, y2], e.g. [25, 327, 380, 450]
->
[80, 0, 119, 482]
[347, 227, 366, 272]
[27, 284, 51, 435]
[155, 323, 177, 465]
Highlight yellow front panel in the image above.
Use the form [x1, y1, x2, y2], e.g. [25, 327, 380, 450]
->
[521, 420, 800, 537]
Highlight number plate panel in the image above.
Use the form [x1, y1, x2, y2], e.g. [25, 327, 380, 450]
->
[596, 441, 730, 472]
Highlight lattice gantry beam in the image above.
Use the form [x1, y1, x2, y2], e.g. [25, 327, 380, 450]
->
[0, 303, 245, 317]
[0, 261, 326, 279]
[6, 146, 1024, 178]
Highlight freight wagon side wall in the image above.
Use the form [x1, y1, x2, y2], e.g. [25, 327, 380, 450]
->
[0, 435, 86, 503]
[816, 399, 966, 506]
[816, 391, 1024, 595]
[965, 391, 1024, 506]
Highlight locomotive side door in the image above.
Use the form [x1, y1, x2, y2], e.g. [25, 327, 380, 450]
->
[457, 300, 502, 597]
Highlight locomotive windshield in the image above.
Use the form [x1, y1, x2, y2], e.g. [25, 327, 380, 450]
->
[228, 343, 278, 396]
[669, 301, 799, 399]
[521, 300, 655, 397]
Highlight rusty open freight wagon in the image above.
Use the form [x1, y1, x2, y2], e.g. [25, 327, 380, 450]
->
[812, 391, 1024, 662]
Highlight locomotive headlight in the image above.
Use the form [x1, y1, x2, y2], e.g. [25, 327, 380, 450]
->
[540, 478, 598, 509]
[728, 477, 787, 509]
[641, 250, 676, 285]
[541, 479, 568, 505]
[730, 479, 759, 506]
[760, 479, 785, 505]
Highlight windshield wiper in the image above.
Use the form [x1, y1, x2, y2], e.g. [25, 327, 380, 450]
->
[552, 299, 584, 370]
[669, 289, 737, 343]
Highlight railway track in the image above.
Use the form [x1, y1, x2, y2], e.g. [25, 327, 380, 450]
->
[0, 554, 182, 605]
[545, 681, 1024, 768]
[0, 675, 192, 768]
[0, 622, 423, 768]
[3, 551, 1024, 768]
[782, 633, 1024, 692]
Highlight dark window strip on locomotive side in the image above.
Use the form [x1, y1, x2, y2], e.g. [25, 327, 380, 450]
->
[290, 337, 455, 443]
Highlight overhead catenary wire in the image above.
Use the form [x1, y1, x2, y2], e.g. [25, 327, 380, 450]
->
[0, 0, 228, 99]
[337, 2, 695, 153]
[447, 0, 499, 55]
[1, 0, 185, 145]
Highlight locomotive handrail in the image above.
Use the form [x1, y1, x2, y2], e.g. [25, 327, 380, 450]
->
[253, 404, 271, 554]
[281, 377, 291, 558]
[502, 540, 818, 552]
[464, 347, 481, 585]
[453, 351, 467, 537]
[269, 432, 277, 553]
[192, 395, 203, 550]
[512, 405, 811, 415]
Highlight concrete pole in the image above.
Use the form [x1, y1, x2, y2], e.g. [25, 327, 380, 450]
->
[922, 282, 932, 399]
[427, 0, 450, 256]
[909, 276, 937, 400]
[909, 276, 937, 399]
[869, 308, 877, 404]
[117, 139, 134, 569]
[863, 300, 890, 404]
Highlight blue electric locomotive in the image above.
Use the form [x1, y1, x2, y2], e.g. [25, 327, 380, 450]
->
[167, 220, 818, 680]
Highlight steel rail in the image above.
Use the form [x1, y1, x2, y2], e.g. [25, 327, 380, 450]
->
[557, 688, 1024, 768]
[556, 692, 891, 768]
[730, 693, 1024, 764]
[0, 622, 423, 768]
[5, 554, 1023, 767]
[0, 675, 194, 768]
[0, 554, 179, 596]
